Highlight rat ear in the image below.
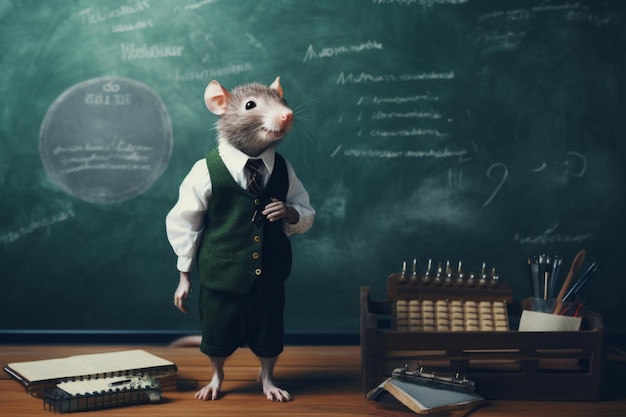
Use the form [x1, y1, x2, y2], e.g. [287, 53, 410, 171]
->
[204, 80, 231, 115]
[270, 76, 284, 98]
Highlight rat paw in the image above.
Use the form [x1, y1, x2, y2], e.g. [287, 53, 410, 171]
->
[263, 385, 292, 402]
[195, 381, 221, 401]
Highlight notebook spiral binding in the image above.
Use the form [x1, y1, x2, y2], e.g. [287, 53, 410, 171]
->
[40, 375, 162, 413]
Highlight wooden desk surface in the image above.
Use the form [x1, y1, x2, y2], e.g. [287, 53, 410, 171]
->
[2, 345, 625, 417]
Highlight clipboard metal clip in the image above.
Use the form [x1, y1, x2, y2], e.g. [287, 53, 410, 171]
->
[392, 365, 477, 393]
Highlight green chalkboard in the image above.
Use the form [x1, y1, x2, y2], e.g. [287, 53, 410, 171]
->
[1, 0, 625, 338]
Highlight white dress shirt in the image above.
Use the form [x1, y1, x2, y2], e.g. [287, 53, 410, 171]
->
[165, 142, 315, 273]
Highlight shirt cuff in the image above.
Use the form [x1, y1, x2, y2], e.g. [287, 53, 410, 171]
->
[284, 207, 315, 236]
[176, 256, 194, 273]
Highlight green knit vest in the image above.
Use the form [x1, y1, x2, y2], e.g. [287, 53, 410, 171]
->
[197, 149, 292, 295]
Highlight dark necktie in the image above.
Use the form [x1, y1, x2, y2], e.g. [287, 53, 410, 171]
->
[246, 159, 264, 196]
[246, 159, 264, 228]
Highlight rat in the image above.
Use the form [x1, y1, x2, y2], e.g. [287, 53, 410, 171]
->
[166, 77, 315, 402]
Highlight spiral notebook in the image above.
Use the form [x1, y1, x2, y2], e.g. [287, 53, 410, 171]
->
[3, 349, 177, 392]
[42, 375, 162, 413]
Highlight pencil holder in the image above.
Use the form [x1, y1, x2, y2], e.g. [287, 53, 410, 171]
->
[522, 296, 583, 317]
[528, 297, 555, 313]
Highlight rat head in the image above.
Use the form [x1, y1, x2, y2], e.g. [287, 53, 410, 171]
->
[204, 76, 294, 157]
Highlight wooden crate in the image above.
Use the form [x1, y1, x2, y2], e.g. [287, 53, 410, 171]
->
[360, 273, 606, 401]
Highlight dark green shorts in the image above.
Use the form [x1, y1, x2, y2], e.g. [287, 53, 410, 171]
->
[198, 283, 285, 358]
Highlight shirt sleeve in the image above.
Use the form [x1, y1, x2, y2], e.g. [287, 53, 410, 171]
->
[165, 160, 212, 272]
[283, 159, 315, 236]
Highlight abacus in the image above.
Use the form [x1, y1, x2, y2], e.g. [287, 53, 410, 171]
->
[389, 259, 513, 332]
[395, 299, 509, 332]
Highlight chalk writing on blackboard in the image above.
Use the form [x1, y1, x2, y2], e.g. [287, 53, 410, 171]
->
[112, 20, 154, 33]
[563, 151, 587, 178]
[120, 43, 184, 61]
[342, 147, 468, 159]
[372, 0, 469, 6]
[336, 71, 454, 85]
[174, 0, 219, 13]
[513, 223, 593, 245]
[370, 129, 447, 138]
[39, 77, 172, 204]
[0, 210, 75, 245]
[174, 62, 254, 82]
[302, 40, 383, 63]
[78, 2, 151, 26]
[246, 33, 264, 50]
[482, 162, 508, 208]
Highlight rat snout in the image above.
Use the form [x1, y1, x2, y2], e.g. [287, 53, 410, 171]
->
[261, 109, 294, 141]
[278, 110, 294, 132]
[281, 110, 293, 122]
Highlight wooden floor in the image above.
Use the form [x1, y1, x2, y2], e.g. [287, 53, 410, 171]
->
[2, 345, 626, 416]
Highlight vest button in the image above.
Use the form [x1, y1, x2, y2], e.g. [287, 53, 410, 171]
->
[253, 235, 261, 243]
[254, 198, 260, 205]
[255, 268, 262, 276]
[252, 251, 260, 259]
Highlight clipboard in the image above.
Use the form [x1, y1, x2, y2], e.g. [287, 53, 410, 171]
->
[368, 366, 484, 415]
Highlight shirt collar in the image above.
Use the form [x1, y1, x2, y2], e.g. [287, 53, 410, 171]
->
[218, 141, 275, 174]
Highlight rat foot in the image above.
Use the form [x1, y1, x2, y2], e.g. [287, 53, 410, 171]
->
[262, 379, 292, 402]
[258, 356, 291, 402]
[196, 357, 225, 400]
[195, 376, 222, 401]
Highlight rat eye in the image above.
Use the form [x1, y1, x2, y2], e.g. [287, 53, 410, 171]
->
[245, 101, 256, 110]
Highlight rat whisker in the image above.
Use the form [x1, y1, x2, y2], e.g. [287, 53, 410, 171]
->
[291, 97, 323, 113]
[291, 122, 316, 147]
[294, 113, 322, 130]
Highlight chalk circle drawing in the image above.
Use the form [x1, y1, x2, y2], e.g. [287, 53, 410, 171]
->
[39, 76, 173, 204]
